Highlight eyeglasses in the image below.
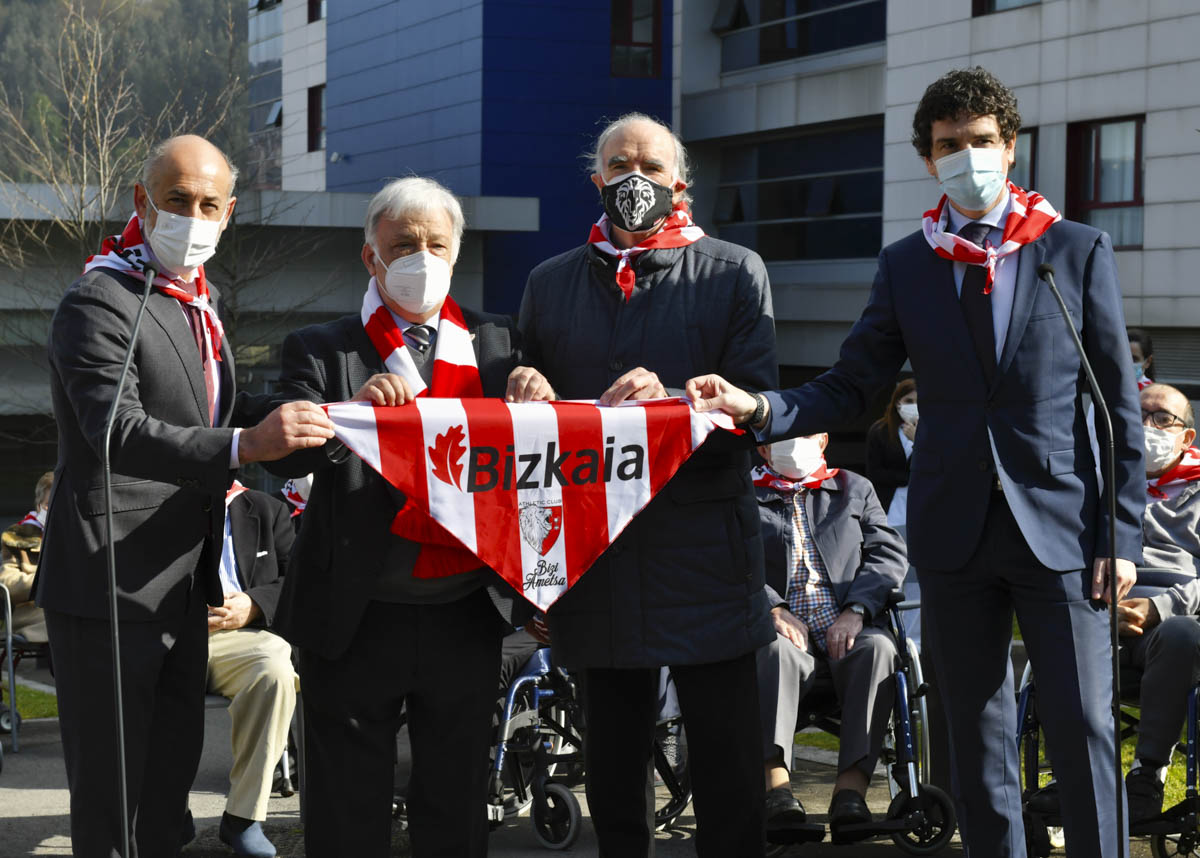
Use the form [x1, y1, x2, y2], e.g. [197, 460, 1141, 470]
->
[1142, 409, 1188, 430]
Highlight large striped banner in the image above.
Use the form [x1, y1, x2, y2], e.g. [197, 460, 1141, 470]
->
[324, 398, 738, 610]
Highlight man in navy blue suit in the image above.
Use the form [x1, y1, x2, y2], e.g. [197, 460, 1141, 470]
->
[688, 67, 1144, 858]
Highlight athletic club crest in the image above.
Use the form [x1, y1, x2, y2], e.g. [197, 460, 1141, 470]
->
[519, 501, 562, 556]
[615, 175, 658, 229]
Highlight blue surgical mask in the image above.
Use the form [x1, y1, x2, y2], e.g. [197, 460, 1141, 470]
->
[1134, 362, 1147, 381]
[934, 147, 1007, 212]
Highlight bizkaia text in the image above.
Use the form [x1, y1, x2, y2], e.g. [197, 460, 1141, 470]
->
[468, 437, 645, 492]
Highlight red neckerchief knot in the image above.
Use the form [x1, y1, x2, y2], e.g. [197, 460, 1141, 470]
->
[587, 202, 706, 301]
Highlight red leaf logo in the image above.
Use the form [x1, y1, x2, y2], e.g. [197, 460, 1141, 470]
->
[428, 424, 467, 490]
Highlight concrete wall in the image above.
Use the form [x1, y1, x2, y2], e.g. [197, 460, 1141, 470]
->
[280, 1, 327, 191]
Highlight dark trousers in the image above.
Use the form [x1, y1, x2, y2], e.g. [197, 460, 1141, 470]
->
[44, 590, 208, 858]
[582, 652, 766, 858]
[1124, 615, 1200, 766]
[298, 590, 503, 858]
[919, 490, 1124, 858]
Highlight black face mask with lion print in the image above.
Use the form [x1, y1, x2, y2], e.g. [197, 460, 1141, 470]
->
[600, 172, 674, 232]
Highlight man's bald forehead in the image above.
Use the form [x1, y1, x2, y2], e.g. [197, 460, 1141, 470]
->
[1143, 383, 1188, 411]
[602, 120, 675, 160]
[142, 134, 238, 198]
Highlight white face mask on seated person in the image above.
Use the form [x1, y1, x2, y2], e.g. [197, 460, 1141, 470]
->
[766, 437, 825, 481]
[373, 248, 452, 316]
[1144, 425, 1185, 475]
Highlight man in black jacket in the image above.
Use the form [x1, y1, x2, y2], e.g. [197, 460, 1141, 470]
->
[518, 114, 778, 857]
[266, 177, 551, 857]
[752, 435, 907, 841]
[202, 485, 297, 857]
[39, 134, 333, 856]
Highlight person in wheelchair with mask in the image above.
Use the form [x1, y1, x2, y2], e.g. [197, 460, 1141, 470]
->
[1117, 382, 1200, 824]
[754, 433, 908, 839]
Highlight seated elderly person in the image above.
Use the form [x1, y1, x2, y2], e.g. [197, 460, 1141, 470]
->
[1, 471, 53, 645]
[754, 434, 907, 838]
[1118, 382, 1200, 823]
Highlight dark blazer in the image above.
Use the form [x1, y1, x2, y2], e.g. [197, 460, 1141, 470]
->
[757, 470, 908, 622]
[226, 488, 295, 629]
[38, 268, 243, 621]
[864, 421, 909, 512]
[263, 307, 531, 660]
[762, 221, 1145, 573]
[519, 237, 778, 669]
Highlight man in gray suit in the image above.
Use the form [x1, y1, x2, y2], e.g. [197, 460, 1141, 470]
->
[753, 434, 907, 841]
[38, 134, 334, 856]
[266, 177, 552, 857]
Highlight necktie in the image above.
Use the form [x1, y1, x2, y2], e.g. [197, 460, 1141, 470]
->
[958, 222, 996, 385]
[184, 304, 217, 426]
[405, 324, 435, 354]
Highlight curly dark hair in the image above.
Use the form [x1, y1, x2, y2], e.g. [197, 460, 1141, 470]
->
[911, 67, 1021, 159]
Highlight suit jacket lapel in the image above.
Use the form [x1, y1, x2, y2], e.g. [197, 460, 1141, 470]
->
[228, 496, 259, 589]
[997, 240, 1047, 381]
[145, 292, 210, 425]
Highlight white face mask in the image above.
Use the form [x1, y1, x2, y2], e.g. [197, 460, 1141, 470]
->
[898, 402, 919, 425]
[934, 147, 1007, 212]
[373, 248, 452, 316]
[144, 195, 225, 276]
[767, 437, 825, 481]
[1145, 425, 1184, 474]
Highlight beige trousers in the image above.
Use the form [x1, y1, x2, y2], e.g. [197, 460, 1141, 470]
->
[207, 627, 298, 821]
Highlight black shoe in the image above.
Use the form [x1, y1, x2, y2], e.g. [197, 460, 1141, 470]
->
[1127, 766, 1165, 823]
[828, 789, 871, 828]
[180, 809, 195, 850]
[765, 786, 807, 827]
[1026, 782, 1061, 816]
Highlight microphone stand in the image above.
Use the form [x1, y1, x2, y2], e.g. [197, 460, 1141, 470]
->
[101, 262, 157, 857]
[1037, 262, 1124, 857]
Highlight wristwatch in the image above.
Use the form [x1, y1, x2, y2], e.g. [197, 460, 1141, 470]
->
[745, 392, 767, 428]
[847, 603, 866, 617]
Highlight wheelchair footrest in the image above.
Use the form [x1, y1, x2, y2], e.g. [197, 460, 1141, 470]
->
[765, 821, 826, 845]
[831, 817, 909, 844]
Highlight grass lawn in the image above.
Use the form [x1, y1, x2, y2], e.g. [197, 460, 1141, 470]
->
[1, 683, 58, 719]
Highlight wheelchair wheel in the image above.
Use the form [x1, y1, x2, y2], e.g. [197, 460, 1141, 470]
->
[531, 781, 581, 850]
[1152, 832, 1200, 858]
[888, 784, 956, 855]
[0, 706, 18, 734]
[653, 717, 692, 831]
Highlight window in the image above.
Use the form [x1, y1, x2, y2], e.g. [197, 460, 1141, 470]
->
[713, 0, 886, 73]
[972, 0, 1038, 14]
[714, 121, 883, 261]
[308, 0, 325, 23]
[611, 0, 660, 77]
[307, 84, 326, 153]
[1067, 117, 1143, 249]
[1008, 128, 1037, 191]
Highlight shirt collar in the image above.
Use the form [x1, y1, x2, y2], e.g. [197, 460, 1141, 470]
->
[946, 183, 1011, 235]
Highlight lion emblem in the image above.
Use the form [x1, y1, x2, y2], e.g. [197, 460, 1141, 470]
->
[614, 175, 658, 229]
[519, 502, 562, 556]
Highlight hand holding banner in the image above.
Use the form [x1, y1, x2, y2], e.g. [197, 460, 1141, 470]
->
[323, 397, 738, 610]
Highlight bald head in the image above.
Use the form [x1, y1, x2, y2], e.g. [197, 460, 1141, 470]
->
[1142, 383, 1194, 429]
[141, 135, 238, 201]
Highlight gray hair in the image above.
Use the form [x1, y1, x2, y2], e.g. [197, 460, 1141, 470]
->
[141, 136, 240, 198]
[364, 176, 465, 263]
[586, 113, 693, 204]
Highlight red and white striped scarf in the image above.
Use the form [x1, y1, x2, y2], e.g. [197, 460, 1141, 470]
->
[281, 476, 310, 517]
[360, 279, 484, 577]
[752, 462, 839, 493]
[84, 213, 226, 358]
[587, 203, 705, 301]
[226, 480, 248, 506]
[921, 182, 1061, 294]
[1148, 447, 1200, 501]
[18, 509, 44, 530]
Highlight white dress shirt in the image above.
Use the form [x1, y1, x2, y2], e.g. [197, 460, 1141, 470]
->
[945, 186, 1018, 363]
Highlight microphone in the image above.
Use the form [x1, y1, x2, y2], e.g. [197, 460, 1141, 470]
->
[1035, 262, 1125, 853]
[100, 261, 157, 858]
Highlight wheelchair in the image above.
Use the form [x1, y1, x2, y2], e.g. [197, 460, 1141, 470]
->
[486, 647, 692, 850]
[1019, 569, 1200, 857]
[767, 588, 957, 856]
